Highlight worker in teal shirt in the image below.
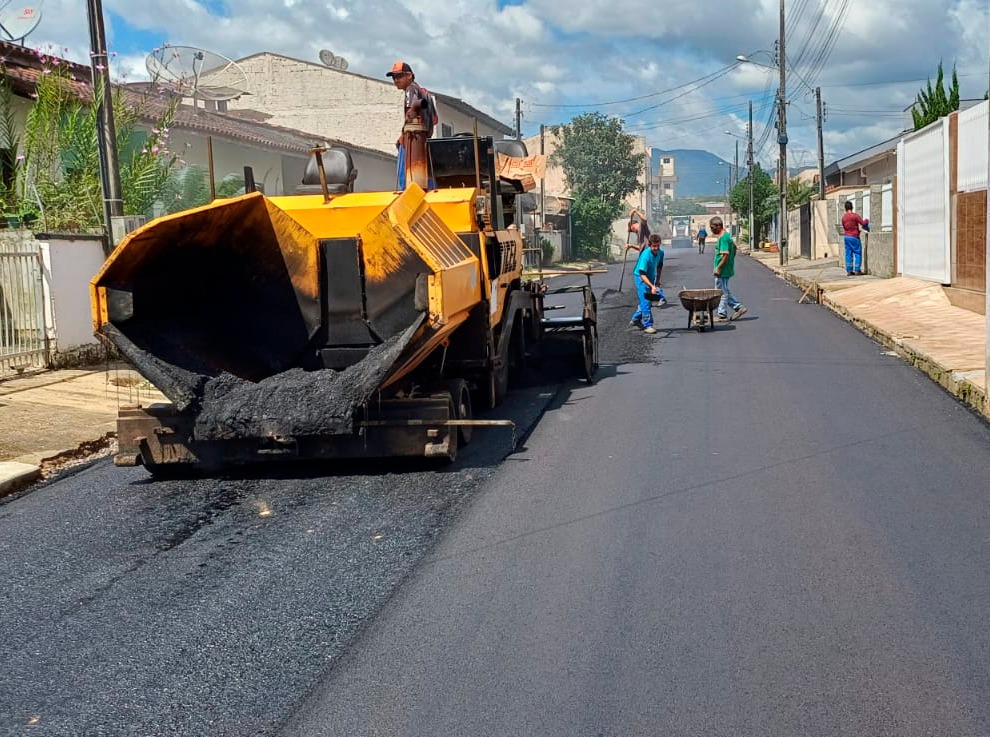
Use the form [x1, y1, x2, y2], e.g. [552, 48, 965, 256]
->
[630, 234, 666, 334]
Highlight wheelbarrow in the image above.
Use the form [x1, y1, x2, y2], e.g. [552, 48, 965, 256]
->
[678, 288, 723, 332]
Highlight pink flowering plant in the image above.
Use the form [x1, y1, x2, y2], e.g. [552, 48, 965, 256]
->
[0, 46, 181, 230]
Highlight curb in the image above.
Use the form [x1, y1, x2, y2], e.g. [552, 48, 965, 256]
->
[748, 253, 990, 421]
[0, 462, 42, 499]
[822, 295, 989, 418]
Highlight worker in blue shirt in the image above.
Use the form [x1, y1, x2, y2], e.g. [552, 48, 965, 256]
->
[630, 234, 666, 334]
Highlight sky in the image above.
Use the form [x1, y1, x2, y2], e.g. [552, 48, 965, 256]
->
[15, 0, 990, 175]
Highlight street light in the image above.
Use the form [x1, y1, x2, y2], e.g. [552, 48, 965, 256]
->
[723, 130, 743, 185]
[725, 115, 757, 248]
[737, 33, 787, 265]
[736, 52, 774, 70]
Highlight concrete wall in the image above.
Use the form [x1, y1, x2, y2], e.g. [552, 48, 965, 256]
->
[1, 230, 107, 369]
[127, 125, 301, 200]
[826, 188, 895, 277]
[865, 188, 895, 278]
[810, 200, 834, 259]
[790, 186, 895, 276]
[38, 234, 106, 360]
[225, 54, 509, 156]
[146, 128, 397, 197]
[169, 132, 298, 195]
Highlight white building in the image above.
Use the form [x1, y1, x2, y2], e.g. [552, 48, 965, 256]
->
[219, 52, 512, 156]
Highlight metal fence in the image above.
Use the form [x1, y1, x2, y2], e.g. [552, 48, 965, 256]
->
[1, 244, 49, 378]
[897, 117, 951, 283]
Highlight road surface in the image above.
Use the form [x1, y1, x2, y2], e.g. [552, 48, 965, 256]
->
[284, 247, 990, 737]
[3, 248, 990, 736]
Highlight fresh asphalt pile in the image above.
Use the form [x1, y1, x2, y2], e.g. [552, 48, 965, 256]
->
[194, 319, 423, 440]
[0, 265, 660, 737]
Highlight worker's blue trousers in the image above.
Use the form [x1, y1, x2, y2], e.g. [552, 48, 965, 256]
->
[844, 236, 862, 272]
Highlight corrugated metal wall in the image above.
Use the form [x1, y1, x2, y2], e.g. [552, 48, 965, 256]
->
[956, 100, 989, 193]
[897, 118, 951, 283]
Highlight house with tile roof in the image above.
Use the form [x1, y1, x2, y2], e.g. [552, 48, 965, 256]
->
[0, 42, 399, 199]
[218, 51, 513, 157]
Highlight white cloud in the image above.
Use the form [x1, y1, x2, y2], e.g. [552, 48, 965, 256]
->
[26, 0, 990, 167]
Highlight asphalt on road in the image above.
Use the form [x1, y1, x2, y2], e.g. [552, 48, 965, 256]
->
[282, 244, 990, 737]
[0, 272, 606, 737]
[4, 247, 990, 736]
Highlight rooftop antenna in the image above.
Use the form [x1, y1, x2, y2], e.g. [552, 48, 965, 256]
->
[0, 1, 44, 45]
[145, 44, 249, 106]
[318, 48, 348, 72]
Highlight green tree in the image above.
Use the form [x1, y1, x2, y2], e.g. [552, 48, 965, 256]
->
[0, 50, 181, 231]
[160, 168, 249, 213]
[551, 112, 643, 259]
[729, 164, 777, 245]
[786, 177, 817, 207]
[569, 192, 617, 260]
[911, 61, 960, 130]
[663, 197, 708, 216]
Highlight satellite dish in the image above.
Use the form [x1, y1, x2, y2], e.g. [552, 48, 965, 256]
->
[0, 1, 43, 44]
[145, 44, 249, 102]
[319, 49, 348, 72]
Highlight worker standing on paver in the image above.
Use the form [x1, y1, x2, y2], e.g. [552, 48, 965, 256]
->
[630, 233, 666, 334]
[387, 61, 434, 190]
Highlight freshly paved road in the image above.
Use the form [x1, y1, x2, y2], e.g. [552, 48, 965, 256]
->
[284, 245, 990, 737]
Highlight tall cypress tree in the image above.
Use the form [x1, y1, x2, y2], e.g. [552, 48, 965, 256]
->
[912, 62, 960, 130]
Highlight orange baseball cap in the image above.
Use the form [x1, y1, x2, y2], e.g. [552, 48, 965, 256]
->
[386, 61, 413, 78]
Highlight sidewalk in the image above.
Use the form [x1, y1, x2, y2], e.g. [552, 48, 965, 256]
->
[747, 248, 988, 420]
[0, 364, 166, 496]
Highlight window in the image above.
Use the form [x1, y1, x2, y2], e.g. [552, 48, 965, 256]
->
[0, 148, 15, 194]
[441, 123, 453, 137]
[881, 183, 893, 232]
[662, 157, 671, 164]
[663, 183, 672, 190]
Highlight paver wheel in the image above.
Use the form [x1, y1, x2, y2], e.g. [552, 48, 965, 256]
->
[446, 378, 473, 446]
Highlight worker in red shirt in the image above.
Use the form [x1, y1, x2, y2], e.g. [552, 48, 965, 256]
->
[841, 200, 870, 276]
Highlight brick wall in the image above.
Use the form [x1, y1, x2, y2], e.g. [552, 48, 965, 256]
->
[954, 190, 986, 291]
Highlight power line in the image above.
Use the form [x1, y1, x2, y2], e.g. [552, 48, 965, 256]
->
[819, 70, 986, 88]
[527, 62, 740, 109]
[620, 66, 738, 119]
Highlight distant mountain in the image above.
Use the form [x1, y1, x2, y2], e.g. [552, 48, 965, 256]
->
[654, 149, 736, 199]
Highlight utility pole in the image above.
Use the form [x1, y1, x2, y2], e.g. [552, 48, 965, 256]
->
[86, 0, 124, 251]
[748, 100, 756, 249]
[515, 98, 522, 140]
[734, 140, 739, 189]
[778, 0, 788, 265]
[540, 124, 546, 238]
[733, 139, 739, 234]
[816, 86, 826, 200]
[645, 152, 653, 222]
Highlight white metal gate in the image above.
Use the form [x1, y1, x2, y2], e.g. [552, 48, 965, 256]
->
[896, 118, 951, 283]
[956, 100, 989, 193]
[0, 243, 49, 377]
